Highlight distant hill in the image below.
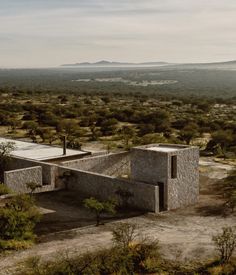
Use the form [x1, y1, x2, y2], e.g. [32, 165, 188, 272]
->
[61, 60, 168, 67]
[61, 59, 236, 68]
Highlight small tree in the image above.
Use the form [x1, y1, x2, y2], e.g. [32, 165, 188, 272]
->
[84, 197, 117, 226]
[211, 130, 234, 158]
[118, 126, 136, 150]
[179, 123, 199, 145]
[0, 142, 15, 182]
[112, 223, 138, 249]
[26, 182, 42, 196]
[212, 227, 236, 264]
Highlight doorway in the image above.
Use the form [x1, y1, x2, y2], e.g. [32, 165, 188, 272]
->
[158, 182, 165, 211]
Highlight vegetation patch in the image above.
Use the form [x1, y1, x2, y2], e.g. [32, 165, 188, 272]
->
[0, 194, 41, 252]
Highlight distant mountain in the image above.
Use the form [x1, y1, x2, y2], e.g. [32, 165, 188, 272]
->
[61, 60, 168, 67]
[61, 59, 236, 69]
[202, 60, 236, 65]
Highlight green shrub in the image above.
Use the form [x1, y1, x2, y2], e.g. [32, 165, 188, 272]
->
[112, 222, 137, 249]
[0, 183, 11, 195]
[84, 197, 117, 226]
[0, 239, 33, 251]
[0, 194, 41, 250]
[23, 243, 160, 275]
[212, 227, 236, 264]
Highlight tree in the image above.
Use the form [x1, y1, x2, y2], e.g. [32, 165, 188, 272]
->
[7, 118, 21, 133]
[100, 118, 118, 136]
[26, 182, 42, 196]
[89, 124, 101, 141]
[23, 121, 39, 143]
[212, 227, 236, 264]
[118, 126, 136, 150]
[179, 122, 199, 145]
[84, 197, 117, 226]
[0, 142, 15, 182]
[138, 124, 155, 136]
[36, 128, 57, 144]
[0, 194, 41, 248]
[57, 120, 81, 148]
[211, 130, 234, 158]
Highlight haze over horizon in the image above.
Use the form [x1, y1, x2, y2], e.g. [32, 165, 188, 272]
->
[1, 0, 236, 68]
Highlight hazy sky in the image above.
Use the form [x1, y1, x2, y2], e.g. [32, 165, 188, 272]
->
[1, 0, 236, 67]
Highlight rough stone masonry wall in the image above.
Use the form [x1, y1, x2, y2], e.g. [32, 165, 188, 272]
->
[4, 166, 42, 193]
[58, 166, 159, 213]
[130, 145, 199, 211]
[61, 152, 130, 177]
[130, 148, 168, 184]
[167, 148, 199, 210]
[6, 156, 58, 187]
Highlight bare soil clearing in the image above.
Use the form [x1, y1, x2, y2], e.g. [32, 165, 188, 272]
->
[0, 157, 235, 275]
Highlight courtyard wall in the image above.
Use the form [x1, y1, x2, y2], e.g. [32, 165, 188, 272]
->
[61, 152, 130, 177]
[4, 166, 42, 193]
[6, 156, 58, 187]
[58, 166, 159, 213]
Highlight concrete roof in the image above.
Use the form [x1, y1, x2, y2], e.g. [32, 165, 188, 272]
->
[136, 144, 190, 153]
[0, 138, 87, 161]
[147, 146, 179, 152]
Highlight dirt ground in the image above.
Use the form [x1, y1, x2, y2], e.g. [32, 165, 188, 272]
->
[0, 157, 235, 275]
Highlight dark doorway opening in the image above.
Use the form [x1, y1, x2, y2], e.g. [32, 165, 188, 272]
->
[158, 182, 165, 211]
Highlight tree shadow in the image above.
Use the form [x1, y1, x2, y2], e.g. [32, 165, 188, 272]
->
[34, 190, 144, 242]
[195, 203, 227, 217]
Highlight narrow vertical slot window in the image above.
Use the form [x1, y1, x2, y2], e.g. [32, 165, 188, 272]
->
[171, 155, 177, 179]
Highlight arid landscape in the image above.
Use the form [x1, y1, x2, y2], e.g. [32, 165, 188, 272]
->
[0, 157, 235, 275]
[1, 1, 236, 274]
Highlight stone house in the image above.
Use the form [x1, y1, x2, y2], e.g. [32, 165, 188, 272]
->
[1, 138, 199, 213]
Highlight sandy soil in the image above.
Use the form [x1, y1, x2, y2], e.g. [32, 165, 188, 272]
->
[0, 157, 235, 275]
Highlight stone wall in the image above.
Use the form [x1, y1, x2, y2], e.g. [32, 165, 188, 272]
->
[130, 145, 199, 211]
[130, 147, 168, 184]
[6, 156, 58, 187]
[61, 152, 130, 177]
[57, 166, 159, 213]
[167, 148, 199, 210]
[4, 166, 42, 193]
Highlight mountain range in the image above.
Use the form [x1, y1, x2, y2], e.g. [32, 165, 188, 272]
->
[61, 60, 168, 67]
[61, 59, 236, 69]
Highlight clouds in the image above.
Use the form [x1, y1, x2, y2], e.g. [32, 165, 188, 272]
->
[0, 0, 236, 67]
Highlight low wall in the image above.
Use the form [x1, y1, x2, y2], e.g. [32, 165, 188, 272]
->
[4, 166, 42, 193]
[58, 166, 159, 213]
[61, 152, 130, 177]
[6, 156, 58, 187]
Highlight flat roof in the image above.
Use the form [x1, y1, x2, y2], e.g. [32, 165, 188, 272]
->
[0, 138, 87, 161]
[147, 146, 179, 152]
[134, 143, 190, 153]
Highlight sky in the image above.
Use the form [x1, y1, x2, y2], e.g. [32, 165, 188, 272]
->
[0, 0, 236, 68]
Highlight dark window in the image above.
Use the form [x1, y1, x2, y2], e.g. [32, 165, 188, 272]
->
[158, 182, 165, 211]
[171, 155, 177, 178]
